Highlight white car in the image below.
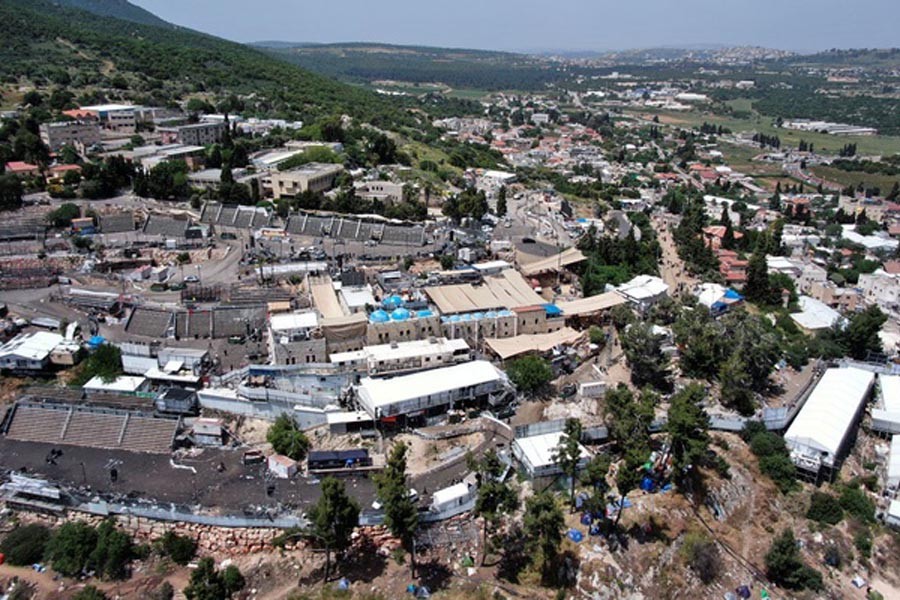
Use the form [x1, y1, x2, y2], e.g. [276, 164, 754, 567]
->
[372, 488, 418, 511]
[184, 275, 200, 283]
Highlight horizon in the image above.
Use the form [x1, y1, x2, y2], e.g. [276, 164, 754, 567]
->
[131, 0, 900, 55]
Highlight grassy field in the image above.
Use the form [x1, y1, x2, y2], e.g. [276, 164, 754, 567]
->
[811, 165, 900, 192]
[629, 107, 900, 156]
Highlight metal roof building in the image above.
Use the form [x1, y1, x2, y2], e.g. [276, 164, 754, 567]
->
[872, 374, 900, 435]
[512, 430, 590, 478]
[356, 360, 508, 419]
[784, 367, 875, 477]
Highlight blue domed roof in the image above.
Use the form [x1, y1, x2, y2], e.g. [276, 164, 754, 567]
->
[370, 309, 390, 323]
[484, 311, 498, 319]
[472, 312, 485, 321]
[417, 310, 433, 318]
[449, 315, 461, 323]
[382, 294, 404, 309]
[390, 307, 411, 321]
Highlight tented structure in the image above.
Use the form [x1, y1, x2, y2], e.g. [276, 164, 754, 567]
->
[784, 367, 875, 477]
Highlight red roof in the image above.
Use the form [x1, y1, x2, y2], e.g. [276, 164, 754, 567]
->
[5, 161, 38, 173]
[49, 164, 81, 173]
[883, 260, 900, 275]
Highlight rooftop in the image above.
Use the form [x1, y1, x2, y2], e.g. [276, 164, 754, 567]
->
[357, 360, 506, 409]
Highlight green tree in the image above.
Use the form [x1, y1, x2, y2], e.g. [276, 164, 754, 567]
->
[506, 355, 553, 395]
[744, 240, 770, 304]
[469, 449, 519, 565]
[620, 322, 671, 392]
[266, 414, 310, 461]
[45, 521, 98, 577]
[76, 344, 123, 384]
[842, 305, 888, 360]
[806, 492, 843, 525]
[156, 531, 197, 565]
[553, 418, 584, 509]
[496, 186, 507, 217]
[47, 202, 81, 228]
[522, 492, 564, 578]
[183, 557, 244, 600]
[307, 477, 360, 580]
[89, 520, 133, 580]
[764, 529, 823, 591]
[604, 385, 654, 527]
[666, 384, 711, 490]
[718, 353, 755, 416]
[373, 442, 418, 573]
[0, 524, 51, 565]
[0, 173, 24, 211]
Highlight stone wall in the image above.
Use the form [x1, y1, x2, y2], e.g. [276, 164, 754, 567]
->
[13, 509, 305, 557]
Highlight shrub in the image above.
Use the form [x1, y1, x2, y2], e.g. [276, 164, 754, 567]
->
[839, 485, 876, 524]
[45, 521, 98, 577]
[681, 531, 721, 584]
[156, 531, 197, 565]
[89, 520, 133, 580]
[72, 586, 107, 600]
[266, 414, 310, 461]
[854, 528, 873, 559]
[0, 524, 51, 565]
[764, 529, 824, 591]
[506, 355, 553, 395]
[806, 492, 843, 525]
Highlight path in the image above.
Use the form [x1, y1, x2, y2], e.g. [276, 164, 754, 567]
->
[652, 214, 699, 296]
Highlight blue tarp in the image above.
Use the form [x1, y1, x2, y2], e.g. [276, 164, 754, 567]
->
[580, 513, 592, 525]
[543, 303, 562, 317]
[724, 288, 743, 300]
[337, 578, 350, 590]
[88, 335, 105, 348]
[567, 529, 584, 543]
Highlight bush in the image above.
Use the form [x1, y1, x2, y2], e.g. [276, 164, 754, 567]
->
[854, 528, 873, 558]
[823, 544, 841, 568]
[149, 581, 174, 600]
[839, 485, 876, 524]
[806, 492, 843, 525]
[764, 529, 823, 591]
[266, 414, 310, 461]
[72, 586, 107, 600]
[89, 520, 133, 580]
[45, 521, 98, 577]
[506, 355, 553, 395]
[156, 531, 197, 565]
[681, 532, 721, 584]
[0, 524, 51, 565]
[743, 424, 797, 493]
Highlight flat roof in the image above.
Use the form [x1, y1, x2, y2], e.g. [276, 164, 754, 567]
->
[340, 286, 376, 309]
[880, 375, 900, 412]
[83, 375, 147, 393]
[270, 311, 318, 332]
[311, 280, 346, 319]
[425, 270, 544, 315]
[326, 410, 373, 425]
[514, 431, 589, 469]
[431, 481, 472, 506]
[357, 360, 505, 410]
[333, 337, 469, 365]
[785, 367, 875, 464]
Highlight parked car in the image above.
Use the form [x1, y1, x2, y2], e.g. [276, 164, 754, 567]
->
[372, 488, 418, 511]
[184, 274, 200, 283]
[227, 335, 246, 345]
[220, 232, 237, 240]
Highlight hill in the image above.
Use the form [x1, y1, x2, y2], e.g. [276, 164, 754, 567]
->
[47, 0, 172, 28]
[256, 42, 564, 91]
[0, 0, 416, 128]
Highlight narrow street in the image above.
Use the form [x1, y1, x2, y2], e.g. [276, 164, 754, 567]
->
[652, 214, 699, 296]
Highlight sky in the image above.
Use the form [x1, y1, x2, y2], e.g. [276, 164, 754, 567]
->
[132, 0, 900, 53]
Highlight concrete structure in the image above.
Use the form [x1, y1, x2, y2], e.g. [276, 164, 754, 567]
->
[355, 360, 509, 421]
[268, 311, 327, 365]
[330, 337, 470, 375]
[83, 375, 150, 396]
[355, 180, 404, 203]
[614, 275, 669, 312]
[513, 430, 590, 478]
[858, 270, 900, 312]
[430, 481, 475, 513]
[159, 122, 226, 146]
[886, 435, 900, 498]
[39, 121, 101, 152]
[784, 367, 875, 478]
[872, 374, 900, 435]
[267, 163, 344, 199]
[268, 454, 299, 479]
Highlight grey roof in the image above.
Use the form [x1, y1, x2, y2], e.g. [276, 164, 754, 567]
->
[143, 214, 190, 238]
[99, 213, 135, 234]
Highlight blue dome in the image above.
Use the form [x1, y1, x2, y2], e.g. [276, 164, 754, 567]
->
[460, 313, 472, 322]
[370, 309, 390, 323]
[390, 307, 411, 321]
[472, 312, 485, 320]
[484, 311, 498, 319]
[449, 315, 461, 323]
[382, 294, 404, 309]
[417, 310, 433, 318]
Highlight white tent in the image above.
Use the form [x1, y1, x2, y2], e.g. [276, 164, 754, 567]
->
[784, 367, 874, 472]
[888, 436, 900, 493]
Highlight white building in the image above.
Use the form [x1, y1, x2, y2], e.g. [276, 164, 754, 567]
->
[83, 375, 149, 396]
[0, 331, 65, 371]
[430, 481, 476, 513]
[784, 367, 875, 477]
[790, 296, 843, 332]
[330, 337, 470, 376]
[355, 360, 509, 420]
[886, 435, 900, 498]
[614, 275, 669, 312]
[841, 226, 899, 253]
[872, 374, 900, 435]
[268, 454, 299, 479]
[513, 430, 590, 478]
[858, 270, 900, 312]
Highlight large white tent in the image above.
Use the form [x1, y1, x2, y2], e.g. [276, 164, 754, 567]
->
[784, 367, 874, 473]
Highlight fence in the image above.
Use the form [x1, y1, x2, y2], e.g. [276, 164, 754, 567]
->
[72, 499, 306, 529]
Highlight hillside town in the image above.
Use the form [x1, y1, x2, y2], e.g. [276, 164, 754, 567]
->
[2, 2, 900, 599]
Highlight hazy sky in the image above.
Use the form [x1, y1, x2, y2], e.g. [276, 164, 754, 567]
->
[132, 0, 899, 53]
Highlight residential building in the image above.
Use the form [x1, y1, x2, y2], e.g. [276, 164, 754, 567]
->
[329, 337, 470, 375]
[355, 180, 404, 203]
[267, 163, 344, 199]
[158, 121, 226, 146]
[858, 270, 900, 312]
[0, 331, 65, 371]
[39, 121, 101, 152]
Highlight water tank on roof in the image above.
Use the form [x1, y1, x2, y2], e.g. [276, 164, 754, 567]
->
[390, 307, 411, 321]
[370, 309, 390, 323]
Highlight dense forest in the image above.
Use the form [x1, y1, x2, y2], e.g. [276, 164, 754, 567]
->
[0, 0, 418, 129]
[258, 43, 565, 91]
